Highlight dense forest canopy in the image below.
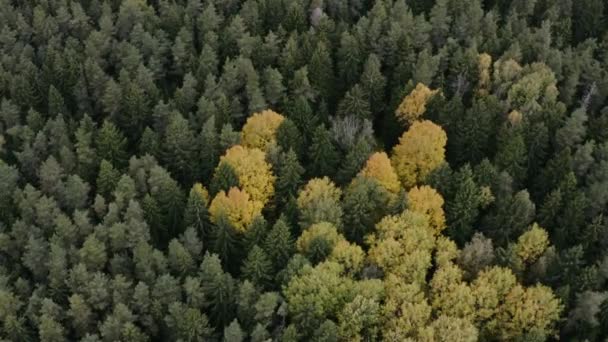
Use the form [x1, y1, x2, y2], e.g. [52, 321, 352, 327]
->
[1, 0, 608, 341]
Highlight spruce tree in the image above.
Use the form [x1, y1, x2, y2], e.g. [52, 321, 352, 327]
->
[241, 245, 273, 288]
[308, 125, 340, 178]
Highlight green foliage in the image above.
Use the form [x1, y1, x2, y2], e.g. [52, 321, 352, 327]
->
[0, 1, 604, 340]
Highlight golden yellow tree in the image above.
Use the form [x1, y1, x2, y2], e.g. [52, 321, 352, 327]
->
[407, 185, 446, 234]
[515, 223, 549, 265]
[382, 273, 432, 340]
[218, 145, 275, 207]
[358, 152, 401, 194]
[430, 262, 476, 320]
[190, 182, 210, 206]
[208, 187, 261, 233]
[391, 120, 447, 188]
[395, 83, 438, 125]
[367, 210, 436, 284]
[241, 109, 285, 150]
[494, 284, 562, 340]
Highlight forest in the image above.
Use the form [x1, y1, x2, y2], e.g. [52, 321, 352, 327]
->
[1, 0, 608, 341]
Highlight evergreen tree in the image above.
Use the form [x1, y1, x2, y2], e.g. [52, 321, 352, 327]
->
[96, 120, 128, 168]
[308, 125, 340, 178]
[241, 245, 273, 288]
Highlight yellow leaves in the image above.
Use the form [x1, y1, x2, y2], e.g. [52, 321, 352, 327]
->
[395, 83, 438, 125]
[407, 185, 446, 234]
[297, 177, 342, 208]
[241, 109, 285, 151]
[495, 284, 562, 340]
[190, 182, 209, 206]
[391, 120, 447, 189]
[430, 263, 476, 321]
[296, 222, 341, 254]
[329, 240, 365, 275]
[471, 266, 518, 322]
[358, 152, 401, 194]
[419, 315, 478, 342]
[515, 223, 549, 264]
[367, 211, 436, 284]
[208, 187, 261, 233]
[507, 110, 523, 125]
[219, 145, 275, 207]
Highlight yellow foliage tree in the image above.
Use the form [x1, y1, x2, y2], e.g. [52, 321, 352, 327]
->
[296, 221, 342, 254]
[419, 315, 478, 342]
[395, 83, 439, 125]
[430, 262, 476, 321]
[391, 120, 447, 188]
[358, 152, 401, 194]
[494, 284, 562, 340]
[190, 182, 210, 206]
[241, 109, 285, 150]
[515, 223, 549, 265]
[407, 185, 446, 234]
[367, 210, 436, 284]
[471, 266, 518, 323]
[218, 145, 275, 207]
[208, 187, 261, 233]
[329, 240, 365, 275]
[382, 274, 432, 340]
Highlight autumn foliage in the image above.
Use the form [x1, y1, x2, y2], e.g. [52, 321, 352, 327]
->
[395, 83, 439, 125]
[359, 152, 401, 194]
[241, 109, 285, 150]
[392, 120, 447, 188]
[218, 145, 275, 207]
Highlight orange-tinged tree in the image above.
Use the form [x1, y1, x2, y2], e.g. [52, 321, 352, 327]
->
[392, 120, 447, 188]
[358, 152, 401, 194]
[395, 83, 438, 125]
[241, 109, 285, 150]
[407, 185, 446, 234]
[218, 145, 275, 207]
[208, 187, 261, 233]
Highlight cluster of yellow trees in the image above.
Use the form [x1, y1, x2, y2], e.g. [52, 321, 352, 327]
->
[203, 84, 562, 340]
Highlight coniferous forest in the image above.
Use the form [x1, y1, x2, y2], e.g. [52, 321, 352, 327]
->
[2, 0, 608, 341]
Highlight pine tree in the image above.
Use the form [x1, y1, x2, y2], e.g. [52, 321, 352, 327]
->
[210, 213, 240, 269]
[97, 120, 128, 168]
[200, 253, 237, 328]
[96, 159, 120, 198]
[264, 216, 295, 271]
[184, 183, 211, 241]
[276, 118, 305, 158]
[162, 113, 197, 183]
[210, 163, 240, 196]
[342, 177, 390, 244]
[200, 117, 220, 181]
[241, 245, 273, 287]
[337, 85, 372, 120]
[308, 41, 335, 105]
[359, 53, 386, 117]
[275, 149, 305, 206]
[308, 125, 340, 178]
[335, 138, 373, 185]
